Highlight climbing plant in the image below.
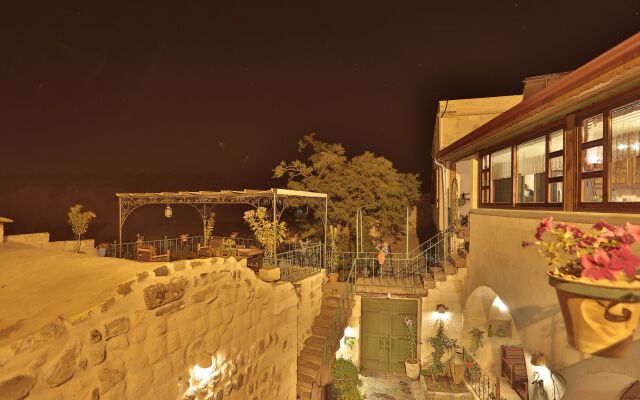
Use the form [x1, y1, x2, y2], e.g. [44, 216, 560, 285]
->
[427, 320, 459, 382]
[332, 358, 363, 400]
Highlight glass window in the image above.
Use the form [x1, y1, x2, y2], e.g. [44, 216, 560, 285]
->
[582, 146, 603, 172]
[549, 156, 563, 177]
[549, 129, 564, 152]
[517, 137, 546, 203]
[610, 100, 640, 202]
[490, 147, 512, 203]
[582, 177, 603, 202]
[549, 182, 563, 203]
[582, 114, 604, 142]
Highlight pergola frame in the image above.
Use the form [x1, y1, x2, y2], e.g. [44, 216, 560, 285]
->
[115, 188, 329, 267]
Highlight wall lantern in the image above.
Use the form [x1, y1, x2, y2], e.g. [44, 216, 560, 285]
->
[164, 205, 173, 218]
[531, 352, 546, 367]
[436, 304, 448, 313]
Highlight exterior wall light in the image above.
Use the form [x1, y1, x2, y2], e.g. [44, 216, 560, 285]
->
[164, 205, 173, 218]
[436, 304, 448, 313]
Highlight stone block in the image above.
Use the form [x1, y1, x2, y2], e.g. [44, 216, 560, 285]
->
[98, 360, 125, 394]
[105, 317, 130, 340]
[11, 319, 65, 354]
[143, 278, 188, 310]
[116, 280, 135, 296]
[0, 375, 36, 399]
[153, 265, 170, 276]
[155, 301, 184, 317]
[86, 343, 106, 367]
[89, 329, 102, 343]
[46, 343, 80, 387]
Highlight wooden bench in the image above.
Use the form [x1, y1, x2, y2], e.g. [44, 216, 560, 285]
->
[136, 244, 171, 262]
[501, 345, 527, 392]
[197, 238, 223, 257]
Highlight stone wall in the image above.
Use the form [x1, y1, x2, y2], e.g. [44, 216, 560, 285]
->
[294, 271, 325, 355]
[5, 232, 96, 255]
[0, 257, 301, 400]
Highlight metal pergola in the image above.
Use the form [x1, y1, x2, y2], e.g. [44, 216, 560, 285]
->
[115, 188, 329, 266]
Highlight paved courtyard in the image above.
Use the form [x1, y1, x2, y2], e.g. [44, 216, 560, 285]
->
[360, 369, 428, 400]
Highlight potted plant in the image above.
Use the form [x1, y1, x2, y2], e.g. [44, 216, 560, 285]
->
[332, 358, 363, 400]
[328, 225, 340, 283]
[203, 212, 216, 246]
[523, 217, 640, 357]
[243, 207, 287, 282]
[403, 318, 420, 379]
[426, 319, 459, 384]
[464, 328, 484, 383]
[67, 204, 96, 253]
[97, 243, 110, 257]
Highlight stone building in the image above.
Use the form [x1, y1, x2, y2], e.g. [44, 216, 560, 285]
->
[430, 31, 640, 399]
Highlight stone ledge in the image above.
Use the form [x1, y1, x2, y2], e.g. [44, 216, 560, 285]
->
[470, 208, 640, 225]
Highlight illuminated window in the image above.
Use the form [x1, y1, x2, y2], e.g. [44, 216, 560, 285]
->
[490, 148, 512, 203]
[517, 137, 546, 203]
[610, 101, 640, 202]
[580, 114, 604, 202]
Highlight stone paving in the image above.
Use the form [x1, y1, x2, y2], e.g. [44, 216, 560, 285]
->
[360, 369, 428, 400]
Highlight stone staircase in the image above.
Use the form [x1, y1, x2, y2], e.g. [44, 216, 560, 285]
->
[297, 282, 351, 400]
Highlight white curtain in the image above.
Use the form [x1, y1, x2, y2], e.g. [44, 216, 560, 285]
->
[518, 153, 546, 176]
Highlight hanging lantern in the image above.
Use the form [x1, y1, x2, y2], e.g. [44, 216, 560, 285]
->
[164, 205, 173, 218]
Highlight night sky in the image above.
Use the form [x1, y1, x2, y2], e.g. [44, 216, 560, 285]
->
[1, 1, 639, 241]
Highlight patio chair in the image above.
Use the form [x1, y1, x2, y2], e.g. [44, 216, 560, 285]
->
[197, 237, 223, 257]
[501, 345, 527, 392]
[136, 244, 170, 262]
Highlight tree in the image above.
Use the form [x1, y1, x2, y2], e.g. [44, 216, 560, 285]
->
[67, 204, 96, 253]
[274, 134, 421, 249]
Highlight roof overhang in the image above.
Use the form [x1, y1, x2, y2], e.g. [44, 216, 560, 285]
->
[115, 188, 328, 200]
[0, 217, 13, 223]
[436, 32, 640, 162]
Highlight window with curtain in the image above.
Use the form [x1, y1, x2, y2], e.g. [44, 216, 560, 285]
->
[610, 100, 640, 202]
[517, 137, 546, 203]
[580, 114, 604, 202]
[490, 147, 512, 203]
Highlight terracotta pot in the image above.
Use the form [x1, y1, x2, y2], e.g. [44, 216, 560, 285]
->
[328, 272, 339, 283]
[259, 267, 281, 282]
[405, 360, 420, 380]
[548, 272, 640, 357]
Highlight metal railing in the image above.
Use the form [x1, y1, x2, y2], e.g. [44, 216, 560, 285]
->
[322, 259, 356, 366]
[278, 242, 324, 282]
[104, 235, 305, 260]
[462, 348, 505, 400]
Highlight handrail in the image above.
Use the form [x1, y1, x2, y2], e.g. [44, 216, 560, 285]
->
[462, 348, 506, 400]
[278, 242, 323, 282]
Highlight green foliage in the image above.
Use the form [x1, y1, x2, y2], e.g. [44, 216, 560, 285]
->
[222, 238, 236, 253]
[67, 204, 96, 252]
[243, 207, 287, 264]
[427, 320, 459, 381]
[204, 212, 216, 245]
[404, 318, 418, 363]
[332, 358, 363, 400]
[274, 134, 421, 249]
[469, 327, 485, 357]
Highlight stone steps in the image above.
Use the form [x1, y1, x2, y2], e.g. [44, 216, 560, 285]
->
[296, 281, 352, 399]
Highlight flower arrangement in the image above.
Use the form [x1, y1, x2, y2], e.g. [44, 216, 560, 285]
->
[404, 318, 418, 363]
[243, 207, 287, 264]
[523, 216, 640, 282]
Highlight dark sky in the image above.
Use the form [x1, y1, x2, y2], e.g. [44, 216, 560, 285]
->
[1, 1, 639, 240]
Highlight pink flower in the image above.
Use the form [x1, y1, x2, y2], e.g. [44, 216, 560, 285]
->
[580, 249, 616, 280]
[624, 223, 640, 244]
[593, 220, 616, 232]
[535, 216, 554, 240]
[609, 245, 640, 279]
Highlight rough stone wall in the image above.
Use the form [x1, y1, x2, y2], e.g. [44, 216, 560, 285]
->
[0, 257, 299, 400]
[4, 232, 96, 255]
[294, 271, 325, 354]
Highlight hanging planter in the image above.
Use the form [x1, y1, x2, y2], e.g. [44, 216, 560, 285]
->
[548, 271, 640, 357]
[524, 217, 640, 358]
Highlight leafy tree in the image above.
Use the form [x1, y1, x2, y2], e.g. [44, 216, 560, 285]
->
[243, 207, 287, 264]
[274, 134, 421, 250]
[67, 204, 96, 253]
[427, 320, 459, 381]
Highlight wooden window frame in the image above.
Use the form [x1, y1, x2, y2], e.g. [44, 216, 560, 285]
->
[576, 90, 640, 212]
[478, 124, 565, 210]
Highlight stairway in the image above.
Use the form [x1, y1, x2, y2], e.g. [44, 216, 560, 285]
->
[297, 282, 352, 400]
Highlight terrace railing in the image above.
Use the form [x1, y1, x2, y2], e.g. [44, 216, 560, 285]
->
[278, 242, 324, 282]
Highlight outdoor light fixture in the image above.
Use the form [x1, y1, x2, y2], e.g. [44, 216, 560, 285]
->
[531, 352, 546, 367]
[164, 205, 173, 218]
[436, 304, 448, 313]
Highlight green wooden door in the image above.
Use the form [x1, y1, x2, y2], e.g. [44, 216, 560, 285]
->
[361, 298, 418, 372]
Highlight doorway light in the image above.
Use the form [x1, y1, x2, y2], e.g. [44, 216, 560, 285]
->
[492, 297, 508, 312]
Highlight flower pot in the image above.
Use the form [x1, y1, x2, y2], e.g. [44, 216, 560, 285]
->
[405, 360, 420, 380]
[548, 272, 640, 357]
[97, 247, 107, 257]
[259, 267, 281, 282]
[328, 272, 339, 283]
